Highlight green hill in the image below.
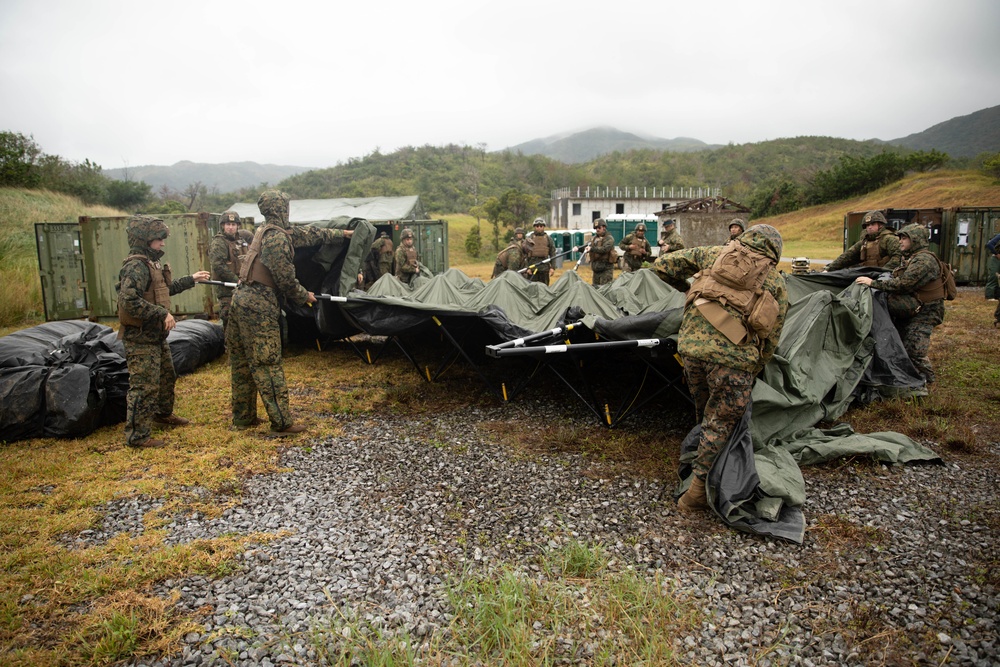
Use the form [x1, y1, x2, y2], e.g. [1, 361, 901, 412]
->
[888, 104, 1000, 158]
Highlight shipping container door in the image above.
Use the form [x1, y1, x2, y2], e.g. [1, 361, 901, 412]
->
[35, 222, 88, 320]
[413, 220, 448, 276]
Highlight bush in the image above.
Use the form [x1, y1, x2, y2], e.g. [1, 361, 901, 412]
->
[464, 225, 482, 258]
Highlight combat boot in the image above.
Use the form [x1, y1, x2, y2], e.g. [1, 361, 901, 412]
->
[677, 476, 709, 512]
[153, 413, 190, 426]
[271, 424, 307, 437]
[129, 438, 167, 449]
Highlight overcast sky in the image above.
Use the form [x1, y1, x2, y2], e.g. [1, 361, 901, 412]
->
[2, 0, 998, 170]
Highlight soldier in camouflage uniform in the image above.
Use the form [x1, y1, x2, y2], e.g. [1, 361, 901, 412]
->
[209, 210, 253, 329]
[727, 218, 746, 242]
[588, 218, 617, 286]
[856, 224, 944, 385]
[826, 210, 902, 272]
[620, 222, 652, 272]
[117, 215, 210, 448]
[657, 219, 685, 255]
[394, 228, 421, 286]
[362, 232, 395, 289]
[492, 227, 528, 278]
[525, 218, 556, 284]
[227, 190, 353, 435]
[652, 224, 788, 512]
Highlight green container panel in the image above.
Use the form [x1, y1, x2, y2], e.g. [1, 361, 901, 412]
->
[35, 223, 87, 321]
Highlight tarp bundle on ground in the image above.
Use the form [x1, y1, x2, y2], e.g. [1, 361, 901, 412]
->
[319, 265, 941, 543]
[0, 320, 224, 443]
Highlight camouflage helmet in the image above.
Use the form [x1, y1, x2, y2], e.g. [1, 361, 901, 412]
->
[897, 223, 929, 250]
[594, 218, 606, 228]
[400, 228, 414, 239]
[257, 189, 291, 226]
[533, 217, 546, 228]
[862, 210, 887, 227]
[379, 231, 388, 239]
[220, 210, 241, 225]
[634, 222, 647, 232]
[126, 214, 169, 248]
[743, 224, 783, 264]
[728, 218, 746, 232]
[514, 227, 525, 236]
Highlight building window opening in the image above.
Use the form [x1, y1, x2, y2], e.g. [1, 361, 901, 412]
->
[616, 203, 625, 214]
[572, 203, 581, 216]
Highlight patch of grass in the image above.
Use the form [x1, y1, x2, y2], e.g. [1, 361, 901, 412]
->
[444, 544, 700, 665]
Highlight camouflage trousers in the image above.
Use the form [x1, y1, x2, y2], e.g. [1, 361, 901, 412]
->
[528, 266, 551, 285]
[985, 255, 1000, 299]
[217, 296, 232, 331]
[896, 301, 943, 385]
[592, 266, 614, 286]
[682, 357, 755, 480]
[227, 284, 293, 430]
[124, 339, 176, 446]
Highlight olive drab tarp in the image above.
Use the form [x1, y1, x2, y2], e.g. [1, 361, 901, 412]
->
[305, 264, 940, 543]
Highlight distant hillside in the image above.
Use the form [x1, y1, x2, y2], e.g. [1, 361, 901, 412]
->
[889, 105, 1000, 158]
[506, 127, 721, 163]
[104, 161, 312, 192]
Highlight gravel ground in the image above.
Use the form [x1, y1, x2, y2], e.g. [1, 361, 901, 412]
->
[84, 399, 999, 667]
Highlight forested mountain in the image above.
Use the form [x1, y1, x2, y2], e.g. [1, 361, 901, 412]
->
[275, 137, 903, 213]
[506, 127, 720, 163]
[105, 160, 311, 192]
[888, 104, 1000, 158]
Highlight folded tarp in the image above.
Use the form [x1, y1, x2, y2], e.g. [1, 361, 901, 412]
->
[0, 319, 224, 443]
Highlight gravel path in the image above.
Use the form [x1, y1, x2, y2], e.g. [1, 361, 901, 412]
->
[99, 402, 999, 666]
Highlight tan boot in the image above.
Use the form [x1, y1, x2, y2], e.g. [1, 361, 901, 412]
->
[153, 413, 190, 426]
[271, 424, 307, 437]
[677, 476, 709, 511]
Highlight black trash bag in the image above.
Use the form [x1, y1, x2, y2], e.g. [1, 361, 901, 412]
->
[0, 321, 109, 368]
[0, 366, 49, 442]
[42, 363, 107, 438]
[164, 320, 225, 375]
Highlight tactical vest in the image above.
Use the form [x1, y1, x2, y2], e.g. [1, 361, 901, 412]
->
[590, 236, 613, 263]
[859, 236, 885, 267]
[379, 238, 394, 256]
[117, 255, 172, 327]
[404, 245, 418, 267]
[625, 235, 647, 257]
[217, 232, 250, 276]
[685, 241, 780, 346]
[894, 250, 945, 303]
[239, 223, 291, 289]
[497, 242, 519, 268]
[529, 234, 549, 259]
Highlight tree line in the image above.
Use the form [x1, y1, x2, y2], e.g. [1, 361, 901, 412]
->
[5, 130, 999, 238]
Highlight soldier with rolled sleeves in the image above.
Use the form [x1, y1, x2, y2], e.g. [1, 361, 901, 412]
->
[588, 218, 617, 286]
[620, 222, 652, 272]
[855, 224, 944, 385]
[227, 189, 353, 435]
[825, 210, 902, 272]
[209, 210, 253, 329]
[394, 228, 421, 286]
[658, 219, 685, 254]
[117, 215, 210, 449]
[652, 224, 788, 512]
[525, 218, 556, 285]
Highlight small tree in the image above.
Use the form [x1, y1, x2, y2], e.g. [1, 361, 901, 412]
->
[0, 131, 42, 187]
[464, 225, 482, 259]
[106, 179, 152, 211]
[981, 152, 1000, 180]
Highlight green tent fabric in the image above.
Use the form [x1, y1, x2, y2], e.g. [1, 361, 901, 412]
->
[296, 258, 944, 543]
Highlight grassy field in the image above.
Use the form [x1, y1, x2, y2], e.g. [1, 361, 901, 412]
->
[1, 174, 999, 664]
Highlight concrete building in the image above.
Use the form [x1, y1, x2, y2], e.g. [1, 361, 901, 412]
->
[550, 185, 721, 230]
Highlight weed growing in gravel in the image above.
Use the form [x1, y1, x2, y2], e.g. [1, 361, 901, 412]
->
[442, 543, 700, 665]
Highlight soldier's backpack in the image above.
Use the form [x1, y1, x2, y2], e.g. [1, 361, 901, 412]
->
[939, 258, 957, 301]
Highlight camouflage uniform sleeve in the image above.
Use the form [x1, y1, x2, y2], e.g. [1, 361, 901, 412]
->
[547, 236, 556, 258]
[671, 233, 685, 251]
[261, 228, 310, 306]
[826, 239, 863, 271]
[209, 236, 238, 283]
[395, 246, 418, 275]
[168, 271, 196, 296]
[870, 253, 939, 293]
[118, 259, 166, 324]
[643, 239, 652, 255]
[757, 270, 789, 370]
[619, 235, 631, 251]
[652, 247, 706, 292]
[289, 225, 348, 248]
[880, 234, 902, 271]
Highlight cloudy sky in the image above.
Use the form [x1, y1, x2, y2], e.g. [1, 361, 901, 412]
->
[2, 0, 998, 170]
